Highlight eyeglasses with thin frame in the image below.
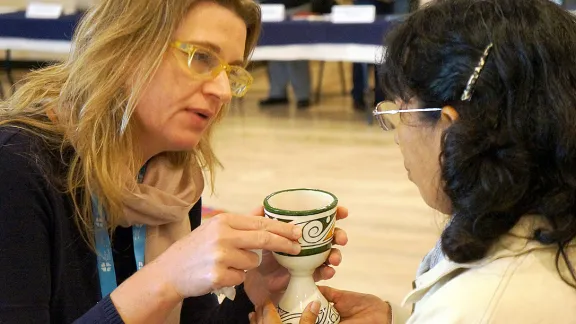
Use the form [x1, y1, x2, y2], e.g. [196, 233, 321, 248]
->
[372, 101, 442, 131]
[373, 43, 494, 131]
[171, 41, 253, 97]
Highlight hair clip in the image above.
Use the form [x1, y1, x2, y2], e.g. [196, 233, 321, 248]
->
[461, 43, 493, 101]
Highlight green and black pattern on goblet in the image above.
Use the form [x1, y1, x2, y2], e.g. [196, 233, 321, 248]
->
[265, 212, 336, 257]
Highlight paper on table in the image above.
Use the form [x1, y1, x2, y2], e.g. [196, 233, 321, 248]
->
[26, 2, 63, 19]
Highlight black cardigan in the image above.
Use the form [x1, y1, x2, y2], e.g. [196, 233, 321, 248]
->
[0, 127, 254, 323]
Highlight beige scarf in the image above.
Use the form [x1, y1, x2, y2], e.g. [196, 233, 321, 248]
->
[121, 155, 204, 323]
[46, 109, 202, 322]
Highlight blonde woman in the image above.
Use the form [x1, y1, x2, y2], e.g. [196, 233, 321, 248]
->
[0, 0, 348, 323]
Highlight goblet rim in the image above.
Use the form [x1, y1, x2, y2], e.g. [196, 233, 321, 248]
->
[263, 188, 338, 217]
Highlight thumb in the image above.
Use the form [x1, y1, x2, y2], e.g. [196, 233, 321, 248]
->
[261, 300, 282, 323]
[299, 300, 321, 324]
[318, 285, 341, 303]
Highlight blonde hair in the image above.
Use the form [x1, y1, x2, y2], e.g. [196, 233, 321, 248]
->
[0, 0, 261, 246]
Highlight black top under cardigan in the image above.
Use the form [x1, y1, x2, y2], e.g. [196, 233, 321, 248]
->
[0, 127, 254, 323]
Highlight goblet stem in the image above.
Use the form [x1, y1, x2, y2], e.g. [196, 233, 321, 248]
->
[280, 268, 320, 312]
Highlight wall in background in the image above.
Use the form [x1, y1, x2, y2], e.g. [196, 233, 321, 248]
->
[1, 0, 94, 9]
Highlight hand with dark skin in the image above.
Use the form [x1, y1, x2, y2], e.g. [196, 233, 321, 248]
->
[249, 286, 393, 324]
[316, 286, 392, 324]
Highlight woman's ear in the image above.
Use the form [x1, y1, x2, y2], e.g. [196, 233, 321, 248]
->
[440, 106, 459, 126]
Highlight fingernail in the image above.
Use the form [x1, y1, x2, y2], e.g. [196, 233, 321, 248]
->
[311, 301, 321, 315]
[293, 242, 301, 254]
[292, 226, 302, 238]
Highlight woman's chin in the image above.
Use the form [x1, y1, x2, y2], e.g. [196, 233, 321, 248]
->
[166, 137, 201, 152]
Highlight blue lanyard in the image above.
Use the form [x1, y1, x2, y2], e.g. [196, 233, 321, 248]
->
[93, 165, 148, 298]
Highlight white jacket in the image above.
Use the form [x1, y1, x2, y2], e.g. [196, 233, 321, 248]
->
[402, 215, 576, 324]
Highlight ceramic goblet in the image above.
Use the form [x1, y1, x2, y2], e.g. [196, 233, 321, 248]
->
[264, 188, 340, 324]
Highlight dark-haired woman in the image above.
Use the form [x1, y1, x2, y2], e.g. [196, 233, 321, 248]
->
[252, 0, 576, 322]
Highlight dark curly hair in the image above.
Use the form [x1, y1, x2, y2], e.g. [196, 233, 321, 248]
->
[379, 0, 576, 287]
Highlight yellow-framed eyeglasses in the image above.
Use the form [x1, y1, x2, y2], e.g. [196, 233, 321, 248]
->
[171, 41, 253, 97]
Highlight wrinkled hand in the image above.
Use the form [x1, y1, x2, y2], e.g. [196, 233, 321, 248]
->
[244, 206, 349, 306]
[319, 286, 392, 324]
[152, 213, 302, 298]
[248, 300, 320, 324]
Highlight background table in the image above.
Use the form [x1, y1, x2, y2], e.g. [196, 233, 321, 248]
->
[0, 11, 395, 62]
[0, 11, 397, 101]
